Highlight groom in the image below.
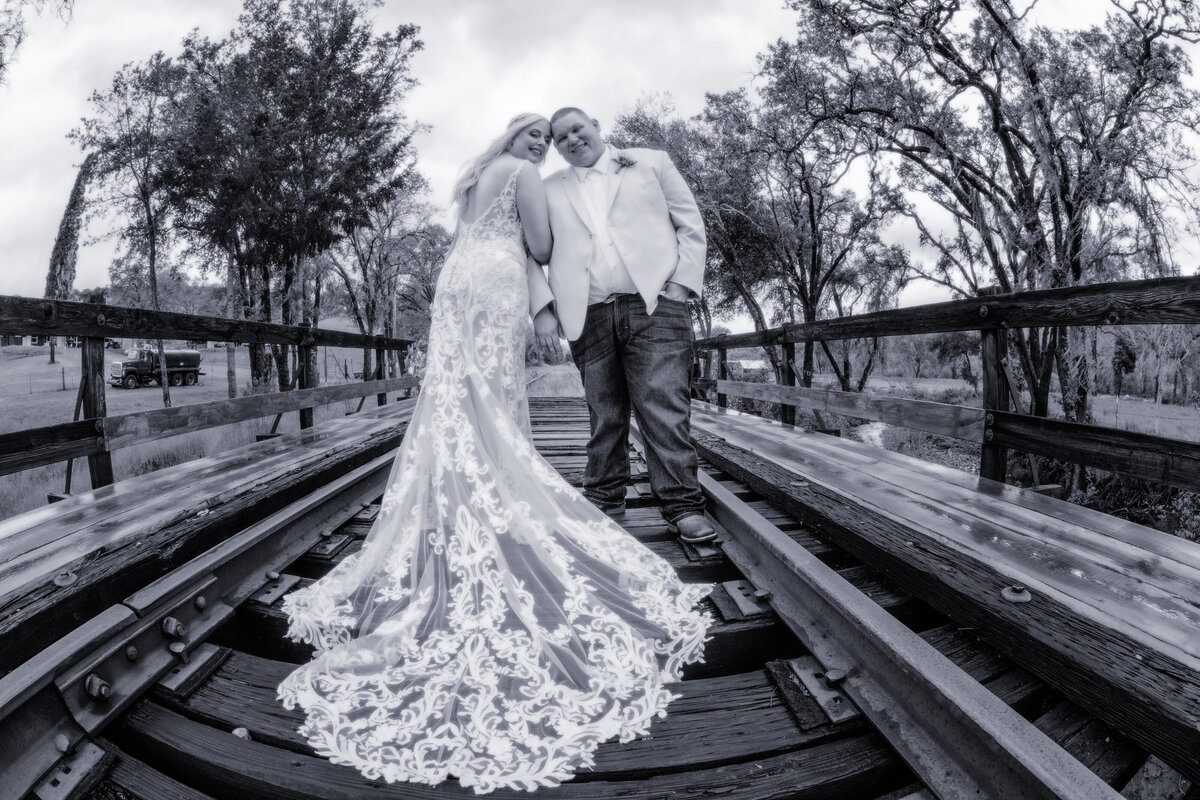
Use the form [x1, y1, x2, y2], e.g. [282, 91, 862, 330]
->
[528, 107, 715, 544]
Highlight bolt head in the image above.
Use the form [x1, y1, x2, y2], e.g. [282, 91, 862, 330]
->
[84, 673, 112, 701]
[125, 645, 139, 662]
[979, 304, 989, 317]
[194, 595, 207, 611]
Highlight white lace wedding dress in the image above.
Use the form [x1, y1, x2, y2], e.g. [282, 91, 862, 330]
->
[277, 165, 712, 794]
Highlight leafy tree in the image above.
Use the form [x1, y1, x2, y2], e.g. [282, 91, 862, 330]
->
[788, 0, 1200, 422]
[932, 331, 979, 393]
[0, 0, 70, 83]
[44, 151, 96, 363]
[166, 0, 424, 391]
[1112, 335, 1137, 397]
[72, 52, 184, 406]
[326, 187, 440, 380]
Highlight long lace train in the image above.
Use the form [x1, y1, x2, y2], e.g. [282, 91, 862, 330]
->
[277, 165, 712, 793]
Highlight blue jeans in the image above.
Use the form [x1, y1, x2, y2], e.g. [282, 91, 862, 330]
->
[569, 295, 706, 523]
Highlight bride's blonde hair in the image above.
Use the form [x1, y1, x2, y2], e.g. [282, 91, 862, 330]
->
[451, 112, 548, 215]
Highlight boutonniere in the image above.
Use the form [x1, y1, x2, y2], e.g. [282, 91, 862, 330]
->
[614, 153, 637, 173]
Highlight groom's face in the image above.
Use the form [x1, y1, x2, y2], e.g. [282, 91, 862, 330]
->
[552, 111, 603, 168]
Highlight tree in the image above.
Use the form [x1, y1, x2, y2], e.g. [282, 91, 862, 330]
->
[1112, 335, 1137, 397]
[326, 187, 440, 381]
[611, 88, 909, 390]
[0, 0, 70, 83]
[72, 52, 183, 406]
[43, 151, 96, 363]
[932, 331, 980, 393]
[166, 0, 424, 391]
[790, 0, 1200, 421]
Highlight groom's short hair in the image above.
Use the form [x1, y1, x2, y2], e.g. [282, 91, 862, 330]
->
[551, 107, 591, 125]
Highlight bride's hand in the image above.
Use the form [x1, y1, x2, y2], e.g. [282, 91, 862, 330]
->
[534, 307, 562, 360]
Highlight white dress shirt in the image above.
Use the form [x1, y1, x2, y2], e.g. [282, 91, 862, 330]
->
[573, 147, 640, 305]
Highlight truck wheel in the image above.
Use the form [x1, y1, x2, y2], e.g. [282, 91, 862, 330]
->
[185, 372, 197, 386]
[170, 373, 183, 387]
[123, 374, 138, 390]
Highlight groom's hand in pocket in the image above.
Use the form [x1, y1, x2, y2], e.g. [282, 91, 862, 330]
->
[660, 281, 690, 303]
[534, 307, 562, 360]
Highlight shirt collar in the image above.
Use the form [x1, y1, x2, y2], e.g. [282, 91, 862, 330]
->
[573, 145, 613, 180]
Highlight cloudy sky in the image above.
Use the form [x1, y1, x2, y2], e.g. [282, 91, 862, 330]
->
[0, 0, 796, 305]
[0, 0, 1177, 326]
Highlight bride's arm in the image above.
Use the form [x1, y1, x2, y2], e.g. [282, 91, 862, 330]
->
[515, 162, 552, 264]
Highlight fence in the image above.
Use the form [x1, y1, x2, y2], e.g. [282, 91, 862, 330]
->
[692, 276, 1200, 493]
[0, 294, 415, 493]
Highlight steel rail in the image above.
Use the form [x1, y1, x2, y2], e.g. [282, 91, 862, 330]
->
[0, 450, 395, 800]
[697, 469, 1123, 800]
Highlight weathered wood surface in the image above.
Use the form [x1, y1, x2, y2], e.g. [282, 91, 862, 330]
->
[0, 400, 416, 677]
[712, 380, 986, 442]
[82, 335, 115, 488]
[697, 403, 1200, 575]
[164, 652, 837, 780]
[0, 294, 411, 350]
[990, 410, 1200, 493]
[694, 275, 1200, 349]
[0, 418, 103, 475]
[690, 403, 1200, 785]
[979, 286, 1010, 482]
[112, 701, 907, 800]
[0, 377, 418, 477]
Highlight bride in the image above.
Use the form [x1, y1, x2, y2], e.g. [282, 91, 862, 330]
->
[277, 113, 712, 794]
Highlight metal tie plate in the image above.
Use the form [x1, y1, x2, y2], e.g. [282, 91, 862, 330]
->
[788, 655, 861, 724]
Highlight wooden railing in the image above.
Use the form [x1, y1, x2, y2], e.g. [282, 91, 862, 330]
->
[692, 276, 1200, 492]
[0, 294, 416, 493]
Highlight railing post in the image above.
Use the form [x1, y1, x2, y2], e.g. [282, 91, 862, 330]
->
[376, 345, 387, 406]
[81, 333, 114, 489]
[398, 347, 410, 397]
[717, 348, 728, 409]
[781, 341, 797, 426]
[979, 286, 1009, 483]
[298, 342, 315, 430]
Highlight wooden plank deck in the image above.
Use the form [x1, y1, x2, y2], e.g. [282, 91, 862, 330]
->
[1, 396, 1189, 799]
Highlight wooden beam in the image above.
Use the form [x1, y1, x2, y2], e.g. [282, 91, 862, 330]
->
[297, 344, 315, 430]
[103, 376, 418, 451]
[714, 380, 985, 442]
[979, 286, 1009, 483]
[81, 336, 113, 489]
[695, 276, 1200, 349]
[0, 295, 411, 351]
[781, 342, 797, 426]
[0, 377, 417, 477]
[990, 411, 1200, 493]
[717, 349, 728, 408]
[0, 420, 104, 476]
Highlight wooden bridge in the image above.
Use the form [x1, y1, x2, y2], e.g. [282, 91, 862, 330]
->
[0, 279, 1198, 800]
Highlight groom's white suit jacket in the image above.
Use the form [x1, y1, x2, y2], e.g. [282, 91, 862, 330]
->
[527, 147, 706, 342]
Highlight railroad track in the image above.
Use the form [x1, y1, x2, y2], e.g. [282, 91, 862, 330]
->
[0, 398, 1190, 799]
